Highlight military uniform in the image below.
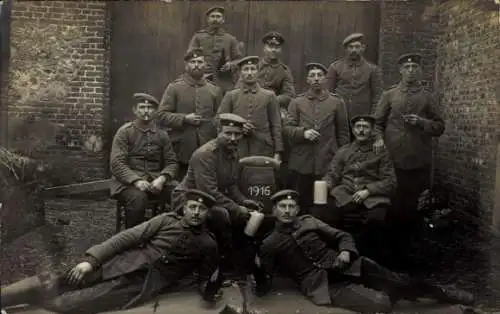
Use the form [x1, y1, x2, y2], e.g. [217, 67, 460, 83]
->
[188, 9, 242, 94]
[1, 205, 221, 313]
[218, 56, 284, 158]
[110, 93, 178, 228]
[326, 33, 383, 122]
[259, 190, 474, 313]
[158, 70, 222, 179]
[285, 63, 350, 210]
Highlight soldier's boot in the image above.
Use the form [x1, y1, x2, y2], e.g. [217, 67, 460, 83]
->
[1, 275, 44, 308]
[424, 282, 475, 306]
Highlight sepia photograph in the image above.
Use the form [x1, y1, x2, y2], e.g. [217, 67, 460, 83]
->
[0, 0, 499, 313]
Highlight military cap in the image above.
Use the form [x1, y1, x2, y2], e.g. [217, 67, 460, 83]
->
[184, 189, 216, 208]
[239, 155, 281, 170]
[205, 6, 224, 16]
[350, 114, 376, 126]
[397, 53, 423, 66]
[218, 113, 247, 129]
[342, 33, 364, 46]
[133, 93, 159, 107]
[236, 56, 260, 68]
[184, 48, 204, 61]
[270, 189, 299, 205]
[262, 31, 285, 46]
[305, 62, 328, 75]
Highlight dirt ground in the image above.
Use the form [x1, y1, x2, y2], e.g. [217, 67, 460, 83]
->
[2, 198, 500, 313]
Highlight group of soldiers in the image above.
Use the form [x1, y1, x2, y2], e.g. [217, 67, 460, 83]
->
[1, 6, 478, 314]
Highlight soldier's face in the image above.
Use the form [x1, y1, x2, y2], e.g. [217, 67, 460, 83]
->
[186, 56, 206, 77]
[400, 62, 422, 82]
[207, 12, 224, 27]
[352, 121, 373, 142]
[306, 69, 326, 89]
[263, 44, 282, 60]
[133, 102, 157, 122]
[345, 41, 365, 58]
[240, 64, 259, 83]
[273, 199, 299, 223]
[218, 126, 244, 149]
[183, 200, 209, 226]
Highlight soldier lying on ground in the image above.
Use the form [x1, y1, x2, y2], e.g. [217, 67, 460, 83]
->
[256, 189, 475, 314]
[110, 92, 178, 228]
[1, 189, 222, 314]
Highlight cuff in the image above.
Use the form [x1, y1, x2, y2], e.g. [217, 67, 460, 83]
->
[81, 254, 100, 268]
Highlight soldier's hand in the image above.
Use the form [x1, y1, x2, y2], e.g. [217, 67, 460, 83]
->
[134, 180, 151, 192]
[67, 261, 93, 285]
[352, 189, 370, 203]
[373, 137, 385, 154]
[220, 61, 235, 72]
[242, 199, 263, 211]
[273, 153, 282, 165]
[304, 129, 320, 141]
[243, 121, 255, 133]
[239, 206, 252, 220]
[185, 113, 202, 126]
[149, 176, 166, 194]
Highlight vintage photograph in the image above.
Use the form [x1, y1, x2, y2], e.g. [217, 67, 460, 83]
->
[0, 0, 499, 313]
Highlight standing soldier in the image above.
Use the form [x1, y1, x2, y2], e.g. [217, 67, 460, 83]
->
[110, 93, 178, 229]
[218, 56, 283, 163]
[188, 6, 243, 93]
[373, 53, 445, 271]
[326, 33, 383, 124]
[285, 63, 350, 211]
[157, 48, 222, 180]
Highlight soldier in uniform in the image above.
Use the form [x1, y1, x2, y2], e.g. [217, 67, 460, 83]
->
[373, 53, 445, 271]
[316, 115, 396, 262]
[218, 56, 283, 163]
[157, 48, 222, 180]
[172, 113, 264, 274]
[257, 189, 474, 313]
[326, 33, 383, 126]
[1, 189, 223, 314]
[110, 93, 178, 229]
[188, 6, 243, 94]
[285, 62, 350, 212]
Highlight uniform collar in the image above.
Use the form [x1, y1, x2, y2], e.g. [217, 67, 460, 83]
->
[180, 217, 206, 234]
[345, 56, 365, 67]
[398, 81, 423, 93]
[306, 88, 329, 101]
[260, 57, 281, 68]
[132, 120, 157, 133]
[276, 218, 301, 234]
[241, 83, 259, 94]
[352, 137, 375, 152]
[182, 73, 206, 87]
[206, 27, 225, 35]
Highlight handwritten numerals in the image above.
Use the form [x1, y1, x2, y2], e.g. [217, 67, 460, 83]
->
[248, 185, 272, 197]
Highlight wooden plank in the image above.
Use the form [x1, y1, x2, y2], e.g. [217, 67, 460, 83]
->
[42, 179, 111, 197]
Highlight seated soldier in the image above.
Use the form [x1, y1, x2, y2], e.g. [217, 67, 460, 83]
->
[257, 190, 474, 313]
[172, 113, 264, 278]
[110, 93, 178, 228]
[313, 114, 395, 261]
[1, 190, 222, 314]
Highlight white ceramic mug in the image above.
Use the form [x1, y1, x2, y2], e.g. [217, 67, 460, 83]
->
[244, 211, 265, 237]
[314, 180, 328, 205]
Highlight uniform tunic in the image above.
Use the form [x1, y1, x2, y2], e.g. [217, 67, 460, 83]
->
[217, 84, 283, 158]
[326, 57, 383, 120]
[373, 82, 445, 170]
[158, 73, 222, 164]
[188, 28, 242, 91]
[33, 213, 219, 313]
[109, 122, 178, 197]
[285, 89, 350, 176]
[323, 139, 396, 209]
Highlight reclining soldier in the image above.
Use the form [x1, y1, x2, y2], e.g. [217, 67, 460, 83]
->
[172, 113, 267, 282]
[1, 190, 222, 314]
[257, 189, 475, 313]
[110, 92, 178, 228]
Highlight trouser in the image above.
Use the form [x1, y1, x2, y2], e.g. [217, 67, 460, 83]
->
[116, 185, 172, 229]
[311, 199, 390, 263]
[288, 171, 323, 215]
[388, 166, 431, 272]
[1, 268, 162, 314]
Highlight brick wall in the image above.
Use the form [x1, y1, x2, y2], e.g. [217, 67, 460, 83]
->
[7, 0, 110, 180]
[433, 0, 500, 226]
[378, 0, 439, 88]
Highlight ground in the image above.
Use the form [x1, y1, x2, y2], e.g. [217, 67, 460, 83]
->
[2, 198, 500, 313]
